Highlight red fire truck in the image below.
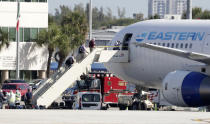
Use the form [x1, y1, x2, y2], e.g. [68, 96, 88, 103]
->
[63, 73, 140, 110]
[62, 63, 149, 110]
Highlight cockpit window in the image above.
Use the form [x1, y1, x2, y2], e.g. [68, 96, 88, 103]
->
[122, 33, 133, 50]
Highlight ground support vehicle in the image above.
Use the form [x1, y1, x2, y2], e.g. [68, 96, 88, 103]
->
[72, 92, 101, 110]
[77, 73, 145, 110]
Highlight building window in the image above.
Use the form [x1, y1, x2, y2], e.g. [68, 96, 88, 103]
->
[19, 28, 24, 42]
[24, 28, 30, 42]
[39, 0, 47, 2]
[9, 27, 16, 42]
[30, 28, 38, 41]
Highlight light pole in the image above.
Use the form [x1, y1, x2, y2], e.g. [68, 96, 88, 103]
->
[89, 0, 92, 41]
[16, 0, 20, 79]
[186, 0, 192, 19]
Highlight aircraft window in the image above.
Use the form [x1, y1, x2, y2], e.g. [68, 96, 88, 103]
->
[154, 43, 156, 45]
[167, 43, 170, 47]
[176, 43, 179, 48]
[171, 43, 174, 48]
[158, 43, 161, 45]
[180, 43, 183, 48]
[122, 33, 132, 50]
[185, 43, 188, 49]
[165, 83, 168, 90]
[162, 43, 165, 46]
[189, 43, 192, 49]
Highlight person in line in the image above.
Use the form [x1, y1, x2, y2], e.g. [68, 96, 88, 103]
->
[113, 41, 121, 50]
[0, 90, 6, 109]
[65, 54, 75, 68]
[77, 44, 88, 63]
[8, 90, 16, 109]
[89, 38, 95, 53]
[24, 88, 33, 109]
[15, 90, 21, 106]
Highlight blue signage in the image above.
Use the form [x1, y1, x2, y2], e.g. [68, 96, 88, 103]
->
[136, 32, 205, 42]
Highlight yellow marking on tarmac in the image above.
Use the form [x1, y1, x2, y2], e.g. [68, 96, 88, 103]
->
[192, 118, 210, 123]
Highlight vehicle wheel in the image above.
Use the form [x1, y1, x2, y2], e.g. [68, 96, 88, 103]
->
[59, 102, 65, 109]
[119, 105, 126, 110]
[140, 103, 146, 110]
[132, 102, 140, 110]
[128, 106, 133, 110]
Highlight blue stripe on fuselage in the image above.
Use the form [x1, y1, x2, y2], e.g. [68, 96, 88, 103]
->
[181, 72, 207, 107]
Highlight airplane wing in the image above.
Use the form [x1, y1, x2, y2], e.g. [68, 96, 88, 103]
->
[134, 42, 210, 65]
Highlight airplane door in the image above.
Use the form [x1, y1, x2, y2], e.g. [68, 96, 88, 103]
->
[203, 32, 210, 54]
[122, 33, 133, 62]
[122, 33, 133, 50]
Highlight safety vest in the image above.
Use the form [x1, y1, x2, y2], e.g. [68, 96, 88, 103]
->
[16, 92, 21, 103]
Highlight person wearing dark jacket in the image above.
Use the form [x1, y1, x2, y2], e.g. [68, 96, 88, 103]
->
[24, 88, 33, 108]
[65, 54, 75, 68]
[89, 38, 95, 53]
[0, 90, 6, 109]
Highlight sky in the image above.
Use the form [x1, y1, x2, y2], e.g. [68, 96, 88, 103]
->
[49, 0, 210, 18]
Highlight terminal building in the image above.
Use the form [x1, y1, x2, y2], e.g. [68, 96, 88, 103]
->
[148, 0, 187, 19]
[0, 0, 48, 83]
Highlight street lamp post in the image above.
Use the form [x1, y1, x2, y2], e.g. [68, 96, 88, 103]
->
[186, 0, 192, 19]
[89, 0, 92, 41]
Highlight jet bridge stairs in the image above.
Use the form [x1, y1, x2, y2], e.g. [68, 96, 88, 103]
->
[32, 48, 129, 108]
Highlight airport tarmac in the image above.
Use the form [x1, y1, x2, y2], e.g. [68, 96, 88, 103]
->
[0, 110, 210, 124]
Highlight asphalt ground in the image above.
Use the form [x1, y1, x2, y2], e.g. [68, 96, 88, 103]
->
[0, 110, 210, 124]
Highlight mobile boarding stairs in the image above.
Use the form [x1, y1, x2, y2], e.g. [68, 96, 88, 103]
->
[32, 48, 129, 108]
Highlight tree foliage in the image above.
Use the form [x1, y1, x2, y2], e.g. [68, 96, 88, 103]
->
[53, 4, 139, 29]
[0, 28, 9, 51]
[182, 7, 210, 19]
[37, 23, 61, 77]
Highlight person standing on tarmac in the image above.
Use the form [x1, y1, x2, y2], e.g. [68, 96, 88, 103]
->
[0, 90, 6, 109]
[15, 90, 21, 106]
[89, 38, 95, 53]
[24, 88, 33, 108]
[8, 90, 16, 109]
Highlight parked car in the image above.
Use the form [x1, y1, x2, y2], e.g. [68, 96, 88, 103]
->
[29, 79, 43, 91]
[72, 92, 101, 110]
[4, 79, 26, 83]
[2, 83, 29, 100]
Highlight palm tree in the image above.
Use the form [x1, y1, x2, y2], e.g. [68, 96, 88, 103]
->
[56, 11, 88, 67]
[0, 28, 10, 51]
[36, 23, 60, 78]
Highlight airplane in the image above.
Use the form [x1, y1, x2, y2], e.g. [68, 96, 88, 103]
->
[103, 19, 210, 107]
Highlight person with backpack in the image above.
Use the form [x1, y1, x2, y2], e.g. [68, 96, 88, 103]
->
[89, 38, 95, 53]
[65, 54, 75, 68]
[78, 44, 88, 63]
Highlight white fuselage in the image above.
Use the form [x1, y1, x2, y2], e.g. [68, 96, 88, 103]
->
[106, 20, 210, 89]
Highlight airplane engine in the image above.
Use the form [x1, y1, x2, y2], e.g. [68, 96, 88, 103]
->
[162, 70, 210, 107]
